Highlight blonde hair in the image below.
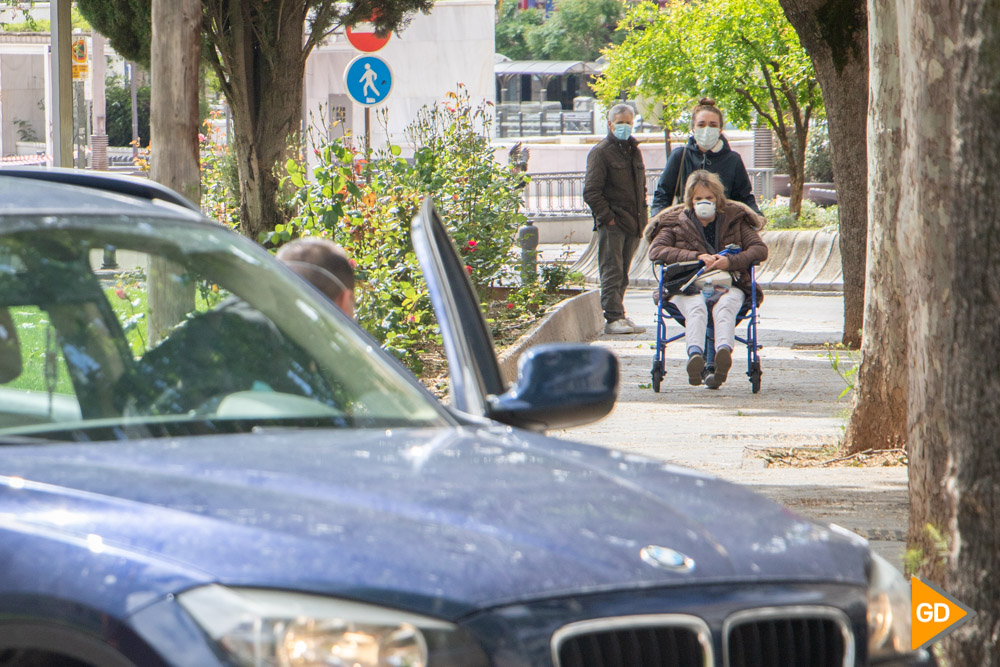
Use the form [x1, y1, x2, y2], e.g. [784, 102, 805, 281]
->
[683, 170, 727, 210]
[691, 97, 724, 129]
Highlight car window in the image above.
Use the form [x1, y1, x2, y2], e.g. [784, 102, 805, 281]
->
[0, 305, 82, 430]
[0, 216, 449, 441]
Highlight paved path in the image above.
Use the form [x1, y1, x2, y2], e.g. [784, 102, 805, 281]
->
[553, 289, 910, 567]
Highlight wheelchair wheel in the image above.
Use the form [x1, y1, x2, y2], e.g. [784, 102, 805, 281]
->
[651, 360, 663, 393]
[749, 360, 762, 394]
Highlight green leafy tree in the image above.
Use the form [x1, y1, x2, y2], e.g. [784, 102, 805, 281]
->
[525, 0, 625, 61]
[495, 1, 544, 60]
[104, 76, 150, 147]
[77, 0, 433, 242]
[495, 0, 624, 62]
[595, 0, 822, 214]
[0, 5, 90, 31]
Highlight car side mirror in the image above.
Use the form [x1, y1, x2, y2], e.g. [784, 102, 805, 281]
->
[486, 344, 618, 432]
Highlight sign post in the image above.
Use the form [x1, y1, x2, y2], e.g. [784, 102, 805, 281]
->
[343, 15, 392, 155]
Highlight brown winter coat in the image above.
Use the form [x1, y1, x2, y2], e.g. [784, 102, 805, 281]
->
[583, 134, 647, 237]
[646, 202, 768, 302]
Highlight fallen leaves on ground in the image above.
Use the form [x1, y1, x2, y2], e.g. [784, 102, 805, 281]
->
[756, 445, 907, 468]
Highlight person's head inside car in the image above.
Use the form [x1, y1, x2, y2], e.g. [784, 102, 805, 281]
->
[276, 238, 356, 317]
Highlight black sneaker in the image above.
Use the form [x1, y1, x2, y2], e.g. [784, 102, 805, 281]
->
[686, 354, 705, 386]
[706, 348, 732, 389]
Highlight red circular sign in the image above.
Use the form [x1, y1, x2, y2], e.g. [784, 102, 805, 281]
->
[345, 21, 391, 53]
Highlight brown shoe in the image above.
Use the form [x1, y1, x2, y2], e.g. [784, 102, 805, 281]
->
[706, 347, 732, 389]
[686, 354, 705, 386]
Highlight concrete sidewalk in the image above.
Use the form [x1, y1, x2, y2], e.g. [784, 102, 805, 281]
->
[552, 289, 910, 568]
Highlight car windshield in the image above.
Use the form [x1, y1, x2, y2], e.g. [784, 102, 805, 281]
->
[0, 215, 449, 441]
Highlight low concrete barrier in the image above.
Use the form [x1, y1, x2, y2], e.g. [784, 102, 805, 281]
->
[755, 230, 843, 290]
[497, 289, 603, 385]
[567, 229, 843, 292]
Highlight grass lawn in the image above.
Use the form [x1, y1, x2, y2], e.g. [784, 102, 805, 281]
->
[7, 278, 225, 397]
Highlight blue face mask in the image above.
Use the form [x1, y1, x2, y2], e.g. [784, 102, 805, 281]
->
[612, 123, 632, 141]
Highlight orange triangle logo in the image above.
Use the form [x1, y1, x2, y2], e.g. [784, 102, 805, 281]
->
[911, 577, 975, 650]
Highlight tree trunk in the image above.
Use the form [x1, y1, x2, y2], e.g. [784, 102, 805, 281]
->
[898, 2, 1000, 661]
[206, 2, 308, 242]
[148, 0, 200, 342]
[777, 0, 868, 349]
[841, 0, 907, 455]
[896, 0, 957, 588]
[904, 0, 1000, 661]
[773, 125, 808, 215]
[786, 161, 805, 215]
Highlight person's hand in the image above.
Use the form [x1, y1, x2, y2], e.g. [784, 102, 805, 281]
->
[713, 255, 731, 270]
[697, 253, 715, 268]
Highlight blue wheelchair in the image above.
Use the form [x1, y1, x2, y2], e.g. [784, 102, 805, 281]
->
[650, 246, 762, 393]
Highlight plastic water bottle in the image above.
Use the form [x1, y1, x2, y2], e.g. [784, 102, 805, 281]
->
[701, 278, 714, 301]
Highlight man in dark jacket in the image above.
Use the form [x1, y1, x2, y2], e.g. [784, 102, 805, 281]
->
[583, 103, 648, 334]
[650, 135, 761, 217]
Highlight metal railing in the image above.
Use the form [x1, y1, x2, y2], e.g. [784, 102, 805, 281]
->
[522, 168, 774, 218]
[498, 110, 595, 138]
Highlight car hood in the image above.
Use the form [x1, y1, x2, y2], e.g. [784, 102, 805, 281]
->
[0, 427, 869, 619]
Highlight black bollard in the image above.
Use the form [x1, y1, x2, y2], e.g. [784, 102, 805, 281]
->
[102, 245, 119, 270]
[517, 222, 538, 285]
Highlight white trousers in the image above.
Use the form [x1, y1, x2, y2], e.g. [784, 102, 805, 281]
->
[670, 287, 746, 354]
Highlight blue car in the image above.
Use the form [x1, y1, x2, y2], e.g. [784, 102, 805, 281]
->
[0, 170, 930, 666]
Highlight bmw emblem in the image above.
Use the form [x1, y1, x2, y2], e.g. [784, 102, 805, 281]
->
[640, 545, 695, 573]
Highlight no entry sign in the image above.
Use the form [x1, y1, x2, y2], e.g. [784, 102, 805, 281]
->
[345, 19, 391, 53]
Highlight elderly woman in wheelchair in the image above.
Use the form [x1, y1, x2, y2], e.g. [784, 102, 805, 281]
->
[646, 170, 767, 389]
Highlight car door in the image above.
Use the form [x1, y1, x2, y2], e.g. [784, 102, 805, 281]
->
[410, 198, 505, 418]
[411, 198, 619, 432]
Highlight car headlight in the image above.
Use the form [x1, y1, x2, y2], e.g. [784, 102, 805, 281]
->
[867, 553, 913, 658]
[178, 585, 487, 667]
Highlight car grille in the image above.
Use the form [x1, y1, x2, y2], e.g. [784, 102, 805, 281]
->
[551, 608, 854, 667]
[724, 607, 854, 667]
[552, 615, 712, 667]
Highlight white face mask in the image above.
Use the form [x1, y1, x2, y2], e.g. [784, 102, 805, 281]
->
[694, 200, 717, 220]
[693, 126, 721, 151]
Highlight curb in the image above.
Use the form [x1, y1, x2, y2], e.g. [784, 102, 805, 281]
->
[497, 289, 603, 385]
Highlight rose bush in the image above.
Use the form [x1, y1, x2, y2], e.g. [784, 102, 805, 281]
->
[262, 88, 531, 372]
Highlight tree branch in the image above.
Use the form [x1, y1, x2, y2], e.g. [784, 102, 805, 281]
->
[202, 3, 234, 101]
[759, 60, 789, 140]
[304, 1, 342, 55]
[735, 87, 776, 129]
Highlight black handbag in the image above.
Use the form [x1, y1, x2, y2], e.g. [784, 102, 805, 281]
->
[660, 261, 703, 296]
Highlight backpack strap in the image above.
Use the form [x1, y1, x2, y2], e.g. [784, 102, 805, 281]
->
[673, 144, 688, 205]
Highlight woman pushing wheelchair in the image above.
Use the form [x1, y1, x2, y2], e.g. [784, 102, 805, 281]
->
[645, 170, 767, 389]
